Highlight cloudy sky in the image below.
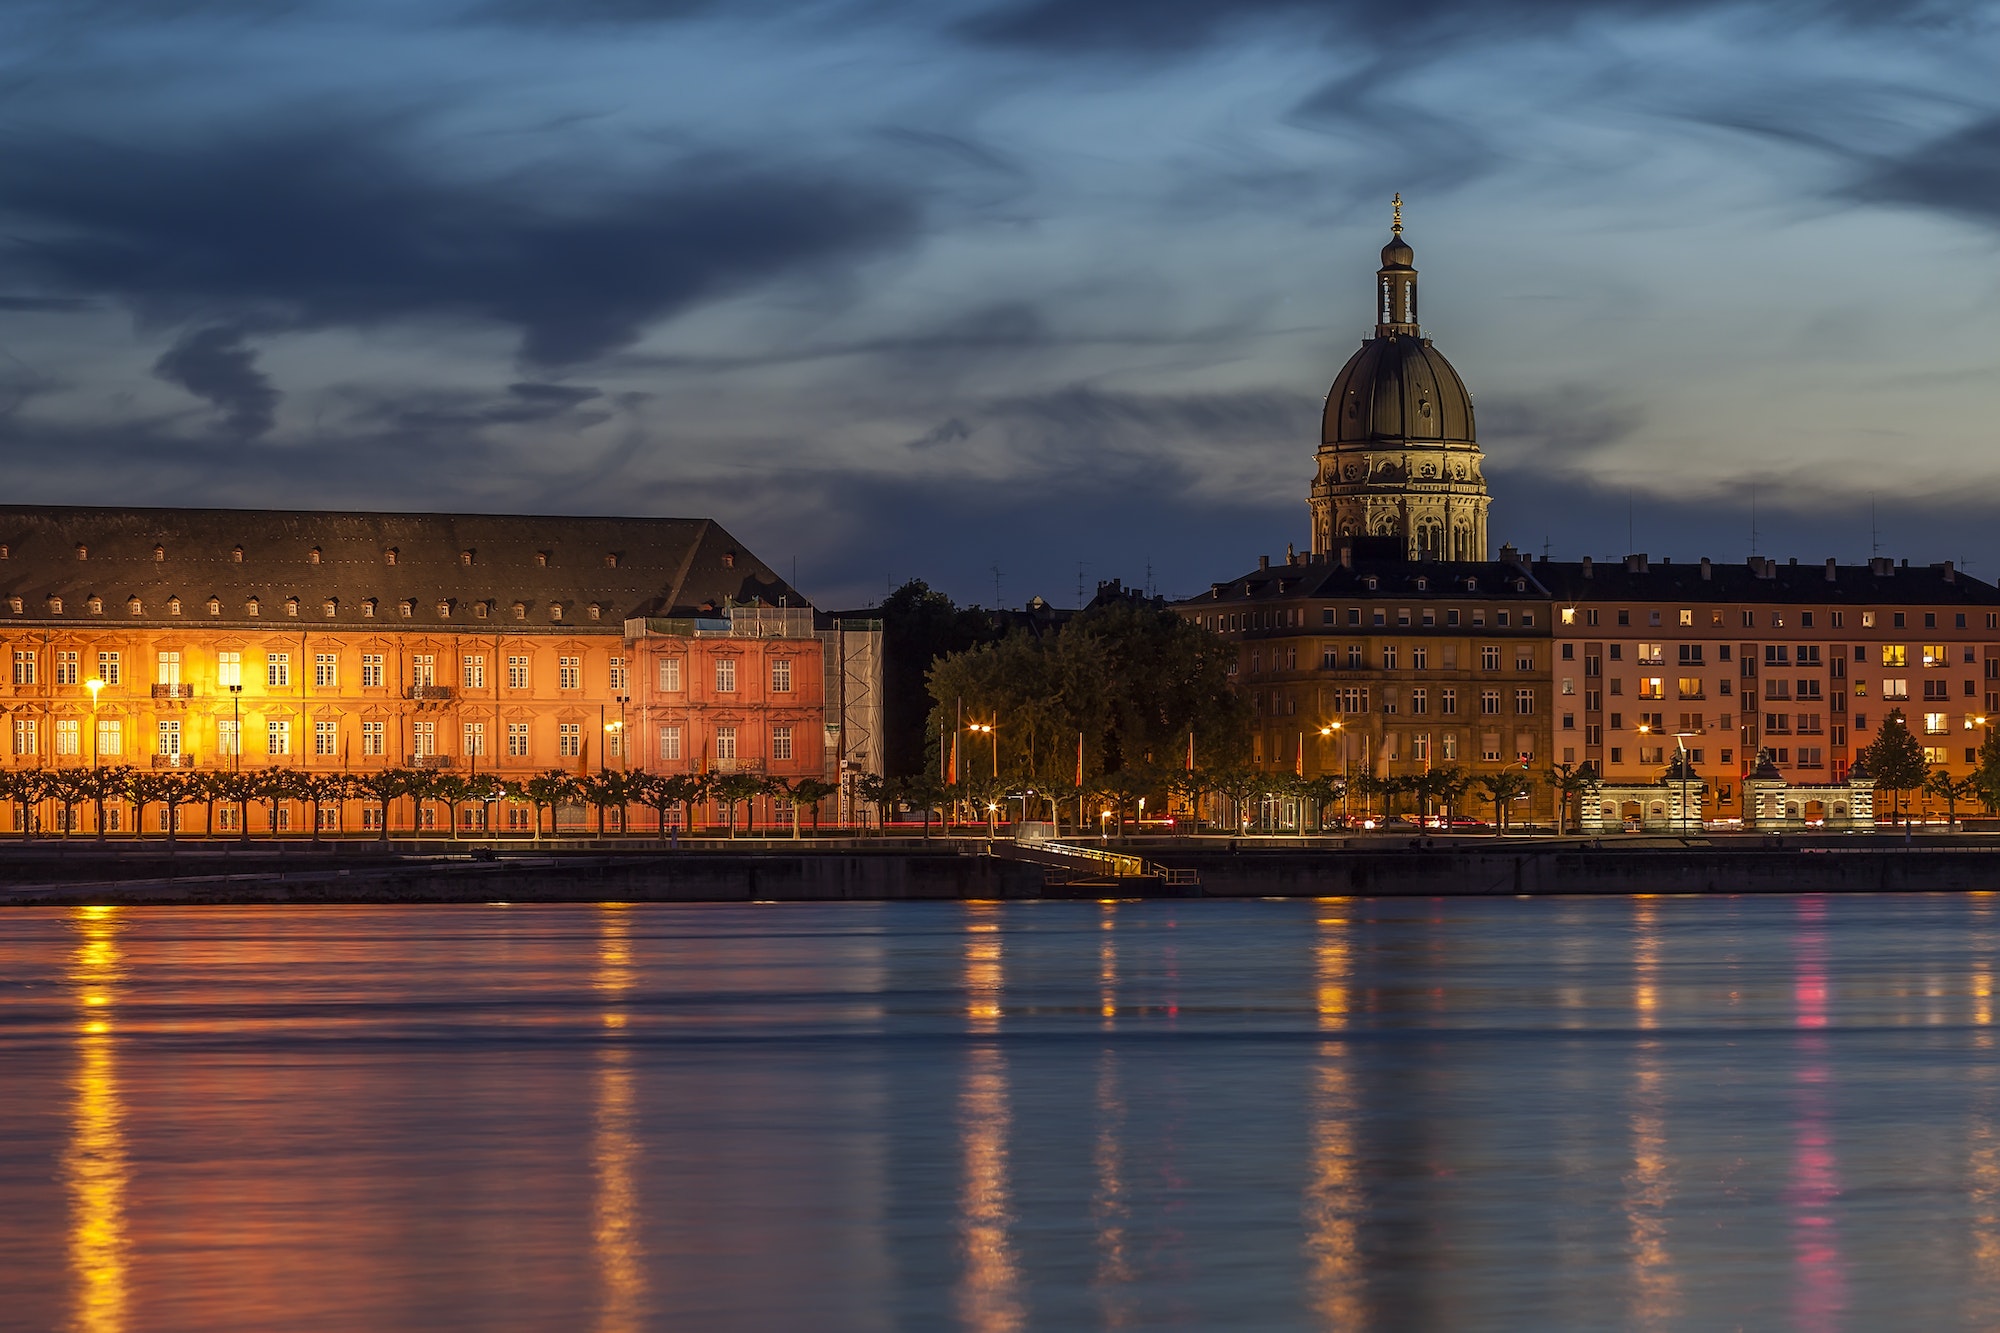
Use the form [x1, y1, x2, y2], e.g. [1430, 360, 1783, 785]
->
[3, 0, 1998, 608]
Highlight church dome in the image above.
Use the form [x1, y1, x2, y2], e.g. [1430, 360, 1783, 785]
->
[1380, 234, 1414, 270]
[1321, 335, 1475, 445]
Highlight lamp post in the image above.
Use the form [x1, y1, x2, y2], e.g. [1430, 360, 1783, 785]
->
[1641, 723, 1703, 835]
[230, 683, 243, 774]
[1320, 721, 1347, 826]
[85, 677, 103, 770]
[968, 721, 997, 778]
[1100, 807, 1111, 844]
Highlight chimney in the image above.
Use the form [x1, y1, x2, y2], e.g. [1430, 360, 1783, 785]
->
[1788, 557, 1797, 567]
[1945, 560, 1957, 584]
[1870, 557, 1893, 577]
[1700, 557, 1712, 581]
[1825, 557, 1836, 583]
[1581, 555, 1593, 579]
[1286, 542, 1296, 565]
[1624, 553, 1647, 574]
[1499, 543, 1521, 567]
[1339, 545, 1353, 570]
[1258, 555, 1270, 571]
[1901, 558, 1909, 569]
[1754, 558, 1776, 580]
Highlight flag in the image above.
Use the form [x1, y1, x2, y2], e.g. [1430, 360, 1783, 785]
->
[948, 732, 959, 786]
[1187, 730, 1195, 772]
[1076, 731, 1084, 787]
[1295, 733, 1304, 777]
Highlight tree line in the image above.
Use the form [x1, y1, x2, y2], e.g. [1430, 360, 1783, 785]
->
[0, 765, 843, 843]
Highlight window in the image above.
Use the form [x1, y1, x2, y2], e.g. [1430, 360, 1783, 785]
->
[97, 720, 121, 757]
[55, 719, 79, 756]
[315, 653, 338, 688]
[1441, 688, 1457, 715]
[1410, 688, 1427, 715]
[1562, 608, 1576, 625]
[361, 654, 384, 688]
[1481, 689, 1501, 715]
[659, 725, 682, 762]
[1640, 678, 1665, 699]
[772, 659, 793, 693]
[413, 719, 435, 758]
[1609, 645, 1623, 662]
[1925, 713, 1949, 735]
[508, 723, 530, 757]
[1515, 651, 1534, 672]
[268, 719, 290, 755]
[1382, 645, 1398, 670]
[559, 656, 581, 690]
[1678, 677, 1703, 699]
[715, 726, 738, 760]
[157, 651, 181, 687]
[1766, 645, 1790, 666]
[267, 652, 290, 687]
[1347, 645, 1362, 668]
[772, 726, 793, 761]
[1925, 679, 1950, 701]
[463, 655, 486, 689]
[11, 717, 36, 755]
[1679, 609, 1693, 626]
[1639, 746, 1666, 765]
[463, 722, 485, 757]
[305, 719, 334, 756]
[362, 721, 385, 757]
[218, 719, 240, 757]
[1677, 643, 1702, 665]
[716, 659, 737, 693]
[1765, 680, 1791, 700]
[1925, 746, 1949, 765]
[1447, 610, 1461, 627]
[1498, 611, 1511, 628]
[55, 651, 78, 686]
[1923, 645, 1949, 668]
[412, 654, 436, 687]
[1516, 689, 1534, 715]
[559, 723, 580, 757]
[1764, 714, 1791, 734]
[156, 719, 180, 757]
[1481, 646, 1500, 671]
[608, 656, 626, 691]
[508, 656, 529, 689]
[1797, 645, 1821, 666]
[1894, 613, 1907, 629]
[11, 650, 36, 686]
[1883, 679, 1909, 700]
[1638, 643, 1663, 665]
[1618, 610, 1631, 627]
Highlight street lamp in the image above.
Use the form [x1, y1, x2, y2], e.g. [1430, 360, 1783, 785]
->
[968, 721, 998, 778]
[1100, 807, 1112, 844]
[1641, 723, 1703, 835]
[85, 678, 103, 771]
[229, 683, 243, 774]
[1320, 721, 1347, 825]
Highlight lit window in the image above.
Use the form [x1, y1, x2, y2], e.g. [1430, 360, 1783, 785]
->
[659, 726, 682, 761]
[1923, 645, 1948, 668]
[508, 656, 529, 689]
[772, 726, 794, 761]
[315, 653, 338, 688]
[360, 654, 384, 688]
[55, 719, 79, 756]
[659, 658, 683, 692]
[218, 720, 240, 756]
[463, 655, 486, 689]
[267, 719, 291, 756]
[266, 653, 290, 687]
[558, 656, 580, 690]
[98, 721, 121, 758]
[315, 720, 337, 756]
[715, 659, 737, 693]
[1925, 713, 1949, 735]
[508, 723, 530, 757]
[156, 651, 181, 687]
[559, 723, 581, 757]
[715, 726, 738, 760]
[361, 721, 385, 757]
[771, 659, 792, 693]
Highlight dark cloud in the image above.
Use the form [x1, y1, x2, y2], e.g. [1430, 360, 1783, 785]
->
[151, 324, 279, 436]
[1852, 114, 2000, 228]
[962, 0, 1964, 56]
[0, 123, 923, 366]
[0, 295, 94, 312]
[337, 382, 615, 432]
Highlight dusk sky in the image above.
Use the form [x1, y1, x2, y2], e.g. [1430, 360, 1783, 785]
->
[3, 0, 1998, 609]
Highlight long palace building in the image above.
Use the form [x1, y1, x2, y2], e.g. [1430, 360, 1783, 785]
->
[0, 506, 882, 835]
[1178, 202, 2000, 826]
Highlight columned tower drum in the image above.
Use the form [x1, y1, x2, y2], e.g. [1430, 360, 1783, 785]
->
[1308, 198, 1489, 561]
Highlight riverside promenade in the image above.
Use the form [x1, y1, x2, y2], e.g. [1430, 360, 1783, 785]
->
[5, 832, 2000, 904]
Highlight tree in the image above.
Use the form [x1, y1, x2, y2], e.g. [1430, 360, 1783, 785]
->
[898, 774, 950, 839]
[1859, 709, 1928, 826]
[1972, 726, 2000, 815]
[879, 580, 1006, 778]
[0, 767, 50, 840]
[46, 769, 91, 838]
[1923, 769, 1979, 831]
[578, 771, 635, 838]
[780, 777, 840, 836]
[253, 766, 298, 839]
[462, 773, 504, 836]
[429, 773, 470, 839]
[1478, 770, 1534, 834]
[517, 771, 578, 839]
[707, 773, 765, 836]
[1545, 762, 1596, 837]
[205, 770, 260, 842]
[293, 773, 349, 842]
[349, 768, 414, 842]
[81, 765, 133, 841]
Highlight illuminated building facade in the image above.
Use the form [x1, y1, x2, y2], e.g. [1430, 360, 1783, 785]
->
[1178, 539, 1555, 807]
[0, 506, 881, 834]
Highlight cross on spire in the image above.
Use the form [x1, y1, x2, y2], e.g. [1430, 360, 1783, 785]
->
[1391, 192, 1403, 234]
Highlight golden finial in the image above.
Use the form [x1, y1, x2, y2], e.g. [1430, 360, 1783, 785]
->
[1391, 192, 1403, 234]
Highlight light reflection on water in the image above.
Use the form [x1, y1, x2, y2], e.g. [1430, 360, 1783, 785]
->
[6, 896, 2000, 1328]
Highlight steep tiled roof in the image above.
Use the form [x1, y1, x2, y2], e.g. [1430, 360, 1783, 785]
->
[0, 505, 801, 631]
[1182, 556, 1548, 605]
[1533, 557, 2000, 606]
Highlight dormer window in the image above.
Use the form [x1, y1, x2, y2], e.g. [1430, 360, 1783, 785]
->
[603, 553, 619, 569]
[535, 552, 549, 567]
[1415, 577, 1428, 591]
[232, 545, 244, 563]
[436, 600, 450, 619]
[48, 596, 63, 614]
[88, 597, 103, 615]
[474, 601, 489, 620]
[460, 550, 474, 566]
[309, 547, 322, 565]
[1364, 577, 1378, 591]
[588, 603, 602, 621]
[168, 597, 182, 616]
[323, 600, 337, 617]
[128, 597, 142, 615]
[207, 597, 221, 616]
[513, 602, 527, 621]
[550, 603, 564, 622]
[6, 596, 20, 613]
[246, 597, 260, 617]
[400, 600, 414, 618]
[1466, 578, 1478, 592]
[363, 599, 377, 619]
[153, 545, 165, 562]
[385, 548, 398, 566]
[0, 544, 9, 560]
[75, 544, 87, 561]
[722, 551, 736, 569]
[285, 597, 299, 618]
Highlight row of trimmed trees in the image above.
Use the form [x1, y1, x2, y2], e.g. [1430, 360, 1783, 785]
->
[0, 765, 844, 843]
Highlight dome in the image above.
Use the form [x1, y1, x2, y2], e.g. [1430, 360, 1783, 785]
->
[1321, 335, 1475, 445]
[1380, 233, 1414, 270]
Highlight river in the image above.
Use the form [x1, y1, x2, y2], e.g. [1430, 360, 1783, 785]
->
[3, 895, 1999, 1330]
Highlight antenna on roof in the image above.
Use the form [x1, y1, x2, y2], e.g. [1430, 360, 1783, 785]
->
[1627, 494, 1634, 552]
[1077, 562, 1085, 611]
[991, 561, 1002, 607]
[1749, 486, 1758, 558]
[1871, 499, 1879, 557]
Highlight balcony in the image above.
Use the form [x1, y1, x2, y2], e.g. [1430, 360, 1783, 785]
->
[152, 682, 197, 700]
[709, 757, 766, 774]
[407, 684, 456, 702]
[412, 754, 454, 769]
[151, 753, 197, 769]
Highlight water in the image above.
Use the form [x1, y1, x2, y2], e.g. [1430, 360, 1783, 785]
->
[3, 896, 2000, 1330]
